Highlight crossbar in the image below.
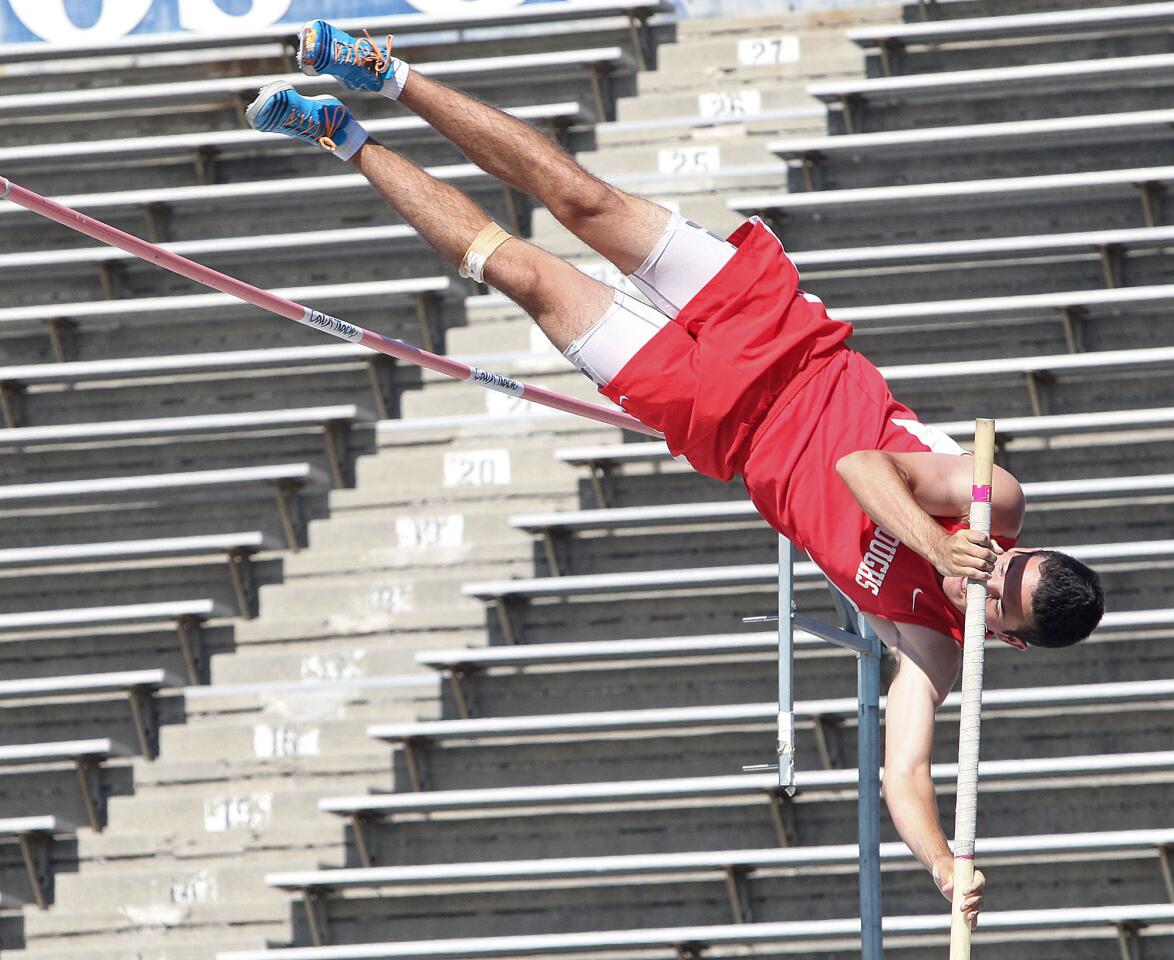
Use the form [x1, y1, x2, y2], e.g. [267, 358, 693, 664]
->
[0, 178, 659, 439]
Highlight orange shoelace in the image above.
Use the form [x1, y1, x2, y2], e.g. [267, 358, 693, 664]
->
[331, 30, 396, 77]
[281, 102, 348, 152]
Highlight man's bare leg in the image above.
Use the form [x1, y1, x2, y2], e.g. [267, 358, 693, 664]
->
[351, 138, 614, 350]
[397, 73, 670, 275]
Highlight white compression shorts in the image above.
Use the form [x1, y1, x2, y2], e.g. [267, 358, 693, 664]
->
[563, 213, 737, 386]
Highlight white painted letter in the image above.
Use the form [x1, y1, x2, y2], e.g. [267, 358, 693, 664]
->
[8, 0, 153, 45]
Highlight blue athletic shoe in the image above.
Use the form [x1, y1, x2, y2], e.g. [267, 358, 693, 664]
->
[298, 19, 409, 98]
[245, 80, 368, 159]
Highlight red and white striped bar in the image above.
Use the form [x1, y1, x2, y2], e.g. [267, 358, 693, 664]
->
[0, 176, 662, 439]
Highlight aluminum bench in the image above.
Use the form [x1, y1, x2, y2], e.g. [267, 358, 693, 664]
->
[463, 539, 1172, 643]
[0, 816, 64, 909]
[266, 827, 1174, 945]
[416, 608, 1172, 717]
[0, 462, 326, 554]
[214, 902, 1174, 960]
[0, 165, 491, 247]
[0, 102, 588, 182]
[770, 109, 1174, 191]
[318, 750, 1174, 865]
[0, 47, 633, 125]
[556, 403, 1174, 502]
[0, 603, 224, 687]
[0, 405, 374, 489]
[0, 344, 395, 423]
[0, 276, 450, 358]
[730, 165, 1174, 233]
[828, 283, 1174, 352]
[806, 53, 1174, 133]
[368, 678, 1174, 787]
[787, 225, 1174, 286]
[848, 4, 1174, 76]
[0, 739, 130, 833]
[0, 531, 272, 622]
[0, 669, 181, 760]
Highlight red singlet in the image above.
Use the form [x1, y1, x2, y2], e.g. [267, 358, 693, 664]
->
[601, 219, 1010, 643]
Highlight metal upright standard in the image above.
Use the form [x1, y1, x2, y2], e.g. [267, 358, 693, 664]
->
[770, 536, 884, 959]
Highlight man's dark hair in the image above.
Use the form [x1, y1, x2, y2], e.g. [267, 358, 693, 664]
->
[1009, 550, 1104, 649]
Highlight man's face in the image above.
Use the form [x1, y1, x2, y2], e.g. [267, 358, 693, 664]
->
[942, 548, 1045, 649]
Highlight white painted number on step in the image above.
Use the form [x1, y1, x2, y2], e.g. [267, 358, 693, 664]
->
[738, 36, 801, 66]
[397, 514, 464, 550]
[254, 724, 321, 759]
[203, 793, 273, 833]
[698, 89, 762, 120]
[444, 449, 511, 487]
[301, 649, 367, 681]
[171, 871, 218, 905]
[658, 146, 721, 176]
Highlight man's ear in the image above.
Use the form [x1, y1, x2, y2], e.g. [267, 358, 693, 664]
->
[995, 632, 1028, 651]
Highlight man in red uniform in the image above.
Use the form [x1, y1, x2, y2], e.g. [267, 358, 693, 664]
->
[248, 23, 1104, 929]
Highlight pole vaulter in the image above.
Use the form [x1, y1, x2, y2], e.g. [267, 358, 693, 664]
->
[3, 33, 1108, 938]
[0, 176, 662, 440]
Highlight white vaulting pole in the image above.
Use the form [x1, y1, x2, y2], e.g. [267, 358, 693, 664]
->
[950, 418, 996, 959]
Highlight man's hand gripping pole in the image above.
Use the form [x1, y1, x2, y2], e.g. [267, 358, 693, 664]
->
[0, 177, 662, 439]
[950, 418, 996, 958]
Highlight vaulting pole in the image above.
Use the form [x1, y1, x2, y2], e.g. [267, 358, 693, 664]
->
[950, 418, 996, 959]
[0, 176, 663, 439]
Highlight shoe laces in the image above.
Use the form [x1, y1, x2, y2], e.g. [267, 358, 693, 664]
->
[332, 29, 396, 77]
[281, 102, 347, 152]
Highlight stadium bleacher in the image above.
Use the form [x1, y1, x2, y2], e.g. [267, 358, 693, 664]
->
[0, 1, 1170, 959]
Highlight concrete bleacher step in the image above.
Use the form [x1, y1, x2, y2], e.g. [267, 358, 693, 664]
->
[206, 643, 461, 689]
[252, 565, 521, 633]
[578, 137, 783, 178]
[8, 934, 276, 960]
[100, 782, 359, 840]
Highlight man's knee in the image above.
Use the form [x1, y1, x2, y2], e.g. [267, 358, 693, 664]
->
[548, 175, 625, 226]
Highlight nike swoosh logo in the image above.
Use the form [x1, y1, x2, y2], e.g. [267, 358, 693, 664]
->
[911, 588, 924, 611]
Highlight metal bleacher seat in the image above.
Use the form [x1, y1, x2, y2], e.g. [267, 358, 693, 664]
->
[0, 604, 223, 687]
[0, 531, 271, 620]
[0, 167, 488, 245]
[0, 669, 180, 760]
[0, 102, 589, 183]
[805, 53, 1174, 133]
[730, 165, 1174, 232]
[0, 816, 64, 910]
[461, 540, 1171, 643]
[416, 607, 1174, 694]
[214, 902, 1174, 959]
[0, 346, 396, 423]
[770, 109, 1174, 191]
[846, 3, 1174, 76]
[0, 740, 129, 834]
[266, 826, 1174, 946]
[319, 748, 1174, 866]
[0, 405, 374, 489]
[0, 274, 451, 353]
[0, 462, 325, 550]
[367, 678, 1174, 786]
[0, 47, 633, 126]
[786, 224, 1174, 287]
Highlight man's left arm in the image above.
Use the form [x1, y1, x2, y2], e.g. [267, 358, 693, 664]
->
[878, 620, 986, 929]
[836, 450, 1025, 577]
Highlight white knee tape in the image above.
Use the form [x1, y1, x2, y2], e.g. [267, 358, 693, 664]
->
[459, 221, 512, 284]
